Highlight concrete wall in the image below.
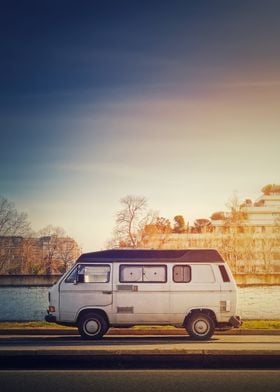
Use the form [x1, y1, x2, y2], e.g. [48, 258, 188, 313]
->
[238, 286, 280, 320]
[0, 275, 61, 321]
[235, 273, 280, 286]
[0, 287, 49, 321]
[0, 275, 61, 287]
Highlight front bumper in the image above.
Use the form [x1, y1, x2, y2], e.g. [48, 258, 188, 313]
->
[45, 314, 57, 323]
[229, 315, 242, 328]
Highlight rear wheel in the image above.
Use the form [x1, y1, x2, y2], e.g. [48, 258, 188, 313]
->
[78, 312, 108, 340]
[186, 313, 215, 340]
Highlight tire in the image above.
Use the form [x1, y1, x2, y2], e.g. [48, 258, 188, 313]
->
[186, 312, 215, 340]
[78, 312, 108, 340]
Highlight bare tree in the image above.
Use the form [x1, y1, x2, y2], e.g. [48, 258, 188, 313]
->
[38, 225, 64, 274]
[110, 195, 157, 248]
[0, 196, 30, 236]
[0, 196, 31, 274]
[224, 193, 247, 230]
[56, 238, 81, 273]
[38, 225, 79, 274]
[217, 194, 249, 273]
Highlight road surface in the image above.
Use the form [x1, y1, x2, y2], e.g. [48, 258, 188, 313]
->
[0, 369, 280, 392]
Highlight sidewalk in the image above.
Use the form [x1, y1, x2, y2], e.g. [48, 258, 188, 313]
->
[1, 329, 280, 368]
[1, 333, 280, 368]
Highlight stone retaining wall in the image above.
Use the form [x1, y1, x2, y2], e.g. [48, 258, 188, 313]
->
[0, 275, 61, 287]
[0, 275, 60, 321]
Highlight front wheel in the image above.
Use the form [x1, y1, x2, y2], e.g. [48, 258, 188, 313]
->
[78, 312, 108, 340]
[186, 313, 215, 340]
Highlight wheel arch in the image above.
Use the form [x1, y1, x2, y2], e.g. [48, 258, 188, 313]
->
[183, 308, 217, 327]
[76, 308, 110, 326]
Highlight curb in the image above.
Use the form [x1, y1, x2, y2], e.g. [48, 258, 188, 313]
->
[0, 328, 280, 336]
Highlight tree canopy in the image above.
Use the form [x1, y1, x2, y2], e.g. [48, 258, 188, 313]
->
[210, 211, 226, 221]
[261, 184, 280, 195]
[173, 215, 186, 233]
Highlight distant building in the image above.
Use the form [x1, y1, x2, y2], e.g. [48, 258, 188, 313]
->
[0, 236, 81, 275]
[241, 194, 280, 232]
[211, 194, 280, 235]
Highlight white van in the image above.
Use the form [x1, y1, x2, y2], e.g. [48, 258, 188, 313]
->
[45, 249, 241, 340]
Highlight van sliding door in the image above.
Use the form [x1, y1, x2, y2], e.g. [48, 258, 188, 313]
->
[114, 264, 169, 324]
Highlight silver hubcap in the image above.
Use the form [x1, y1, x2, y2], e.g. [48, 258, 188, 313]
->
[194, 319, 209, 335]
[85, 319, 100, 335]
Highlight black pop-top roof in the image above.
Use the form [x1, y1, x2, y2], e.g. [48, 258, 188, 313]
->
[76, 249, 224, 263]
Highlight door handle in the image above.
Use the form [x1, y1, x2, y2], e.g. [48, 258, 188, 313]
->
[102, 290, 112, 294]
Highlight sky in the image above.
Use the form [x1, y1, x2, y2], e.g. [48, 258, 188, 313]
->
[0, 0, 279, 251]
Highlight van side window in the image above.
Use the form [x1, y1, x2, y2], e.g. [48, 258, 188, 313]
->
[218, 265, 230, 282]
[120, 265, 167, 283]
[65, 265, 110, 283]
[83, 265, 110, 283]
[173, 265, 191, 283]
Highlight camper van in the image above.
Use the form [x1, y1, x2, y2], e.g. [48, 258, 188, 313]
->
[45, 249, 241, 340]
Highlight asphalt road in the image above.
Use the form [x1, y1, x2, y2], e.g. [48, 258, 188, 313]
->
[0, 369, 280, 392]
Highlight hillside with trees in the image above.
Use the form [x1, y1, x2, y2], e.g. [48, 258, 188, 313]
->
[109, 185, 280, 278]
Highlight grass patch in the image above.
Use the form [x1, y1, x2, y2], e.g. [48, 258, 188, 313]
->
[240, 320, 280, 330]
[0, 320, 280, 330]
[0, 321, 75, 329]
[133, 320, 280, 330]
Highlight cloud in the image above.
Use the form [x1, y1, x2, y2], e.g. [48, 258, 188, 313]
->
[213, 79, 280, 89]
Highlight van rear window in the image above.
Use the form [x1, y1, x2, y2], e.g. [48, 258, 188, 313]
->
[219, 265, 230, 282]
[173, 265, 191, 283]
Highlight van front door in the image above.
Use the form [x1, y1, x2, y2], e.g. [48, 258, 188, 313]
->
[59, 264, 113, 322]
